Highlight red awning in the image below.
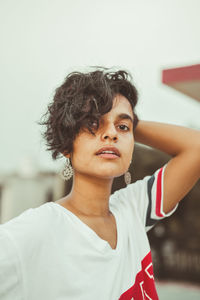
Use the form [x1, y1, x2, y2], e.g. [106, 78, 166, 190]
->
[162, 64, 200, 102]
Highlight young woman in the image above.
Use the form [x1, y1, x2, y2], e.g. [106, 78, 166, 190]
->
[0, 68, 200, 300]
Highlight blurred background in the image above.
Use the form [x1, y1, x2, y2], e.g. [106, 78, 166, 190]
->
[0, 0, 200, 299]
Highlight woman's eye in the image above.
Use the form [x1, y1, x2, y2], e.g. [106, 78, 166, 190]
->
[89, 120, 98, 129]
[118, 124, 129, 131]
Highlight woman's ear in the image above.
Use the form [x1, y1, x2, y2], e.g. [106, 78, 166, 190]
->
[62, 151, 70, 158]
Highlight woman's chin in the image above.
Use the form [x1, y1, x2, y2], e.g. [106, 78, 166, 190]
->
[94, 171, 125, 180]
[74, 168, 126, 180]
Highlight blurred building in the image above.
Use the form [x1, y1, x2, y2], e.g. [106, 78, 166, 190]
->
[162, 63, 200, 102]
[0, 158, 65, 224]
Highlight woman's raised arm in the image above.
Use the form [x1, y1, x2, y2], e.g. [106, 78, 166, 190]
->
[134, 121, 200, 213]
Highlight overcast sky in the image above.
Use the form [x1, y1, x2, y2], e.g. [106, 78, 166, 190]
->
[1, 0, 200, 174]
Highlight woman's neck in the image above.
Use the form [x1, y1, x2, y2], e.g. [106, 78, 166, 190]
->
[57, 173, 113, 217]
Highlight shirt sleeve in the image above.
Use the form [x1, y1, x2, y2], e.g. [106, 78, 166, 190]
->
[111, 163, 178, 232]
[135, 164, 178, 231]
[0, 229, 23, 300]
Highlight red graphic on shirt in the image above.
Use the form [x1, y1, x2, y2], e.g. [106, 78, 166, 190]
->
[119, 252, 159, 300]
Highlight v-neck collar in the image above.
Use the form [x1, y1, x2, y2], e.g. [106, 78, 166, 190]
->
[48, 201, 121, 254]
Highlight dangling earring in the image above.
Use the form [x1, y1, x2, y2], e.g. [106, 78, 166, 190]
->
[124, 171, 131, 185]
[59, 158, 73, 181]
[124, 161, 132, 185]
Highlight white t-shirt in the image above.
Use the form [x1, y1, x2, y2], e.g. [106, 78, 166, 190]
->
[0, 165, 177, 300]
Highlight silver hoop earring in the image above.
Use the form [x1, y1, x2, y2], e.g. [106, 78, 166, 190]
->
[124, 171, 131, 185]
[59, 158, 73, 181]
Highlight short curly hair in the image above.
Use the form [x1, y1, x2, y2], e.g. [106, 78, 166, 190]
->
[39, 67, 138, 160]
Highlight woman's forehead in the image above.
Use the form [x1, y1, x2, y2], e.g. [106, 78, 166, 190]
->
[109, 94, 133, 117]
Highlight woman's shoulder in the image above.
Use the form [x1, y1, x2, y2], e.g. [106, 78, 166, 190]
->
[110, 177, 147, 202]
[0, 202, 57, 244]
[1, 201, 54, 224]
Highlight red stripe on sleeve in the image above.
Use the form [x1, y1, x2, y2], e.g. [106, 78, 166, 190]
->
[155, 168, 164, 217]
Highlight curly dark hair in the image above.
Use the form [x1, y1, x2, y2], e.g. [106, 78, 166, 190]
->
[38, 67, 138, 160]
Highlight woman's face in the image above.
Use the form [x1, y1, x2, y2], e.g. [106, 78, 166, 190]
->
[69, 94, 134, 180]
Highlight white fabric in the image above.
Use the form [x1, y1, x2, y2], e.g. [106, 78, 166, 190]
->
[0, 165, 178, 300]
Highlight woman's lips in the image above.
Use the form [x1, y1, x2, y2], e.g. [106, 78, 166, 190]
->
[95, 146, 120, 159]
[96, 153, 119, 159]
[95, 146, 121, 157]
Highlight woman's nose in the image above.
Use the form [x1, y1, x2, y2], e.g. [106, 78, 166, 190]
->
[101, 124, 118, 142]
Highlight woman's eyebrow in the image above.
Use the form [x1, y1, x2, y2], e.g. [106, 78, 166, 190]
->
[117, 113, 134, 123]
